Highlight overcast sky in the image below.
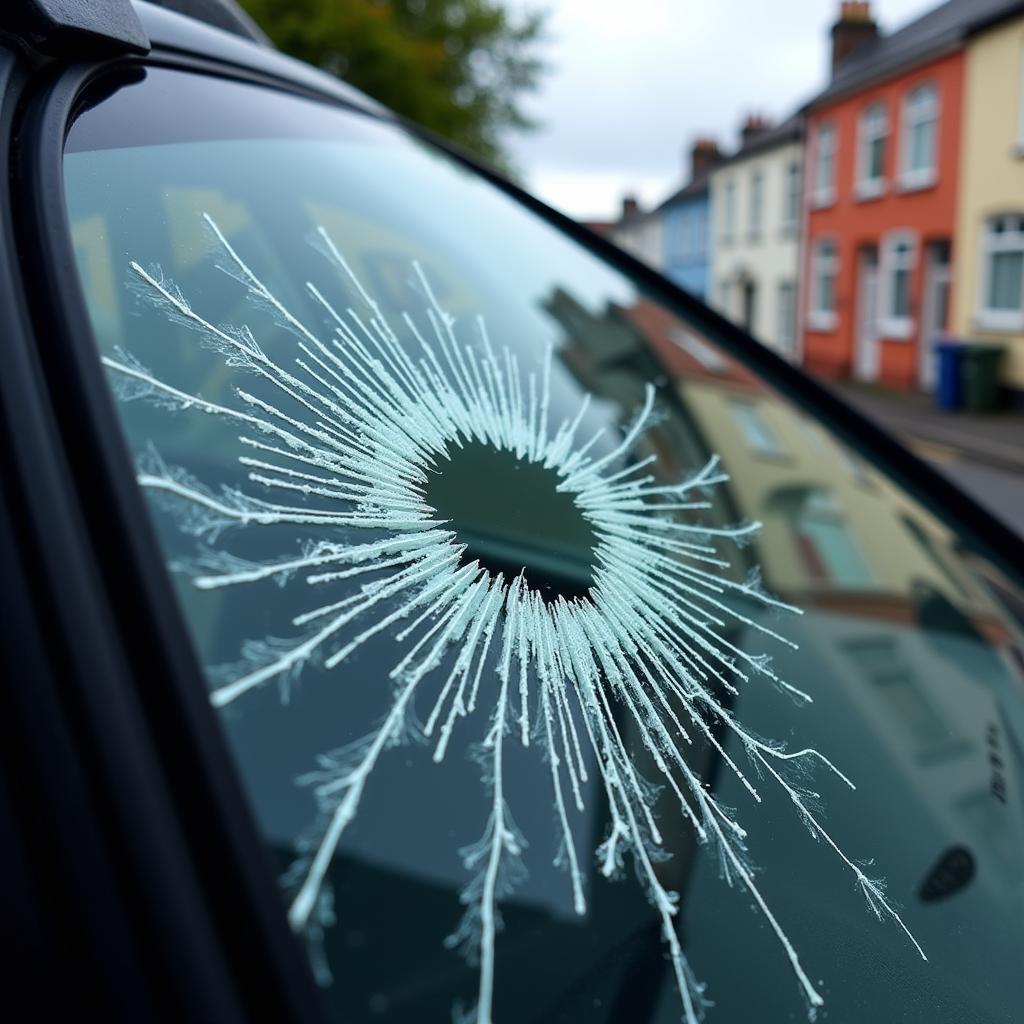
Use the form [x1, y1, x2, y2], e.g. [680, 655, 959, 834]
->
[504, 0, 937, 220]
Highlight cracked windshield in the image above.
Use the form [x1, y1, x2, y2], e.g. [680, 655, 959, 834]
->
[64, 64, 1023, 1024]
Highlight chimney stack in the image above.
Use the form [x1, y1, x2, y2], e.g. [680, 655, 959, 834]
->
[740, 114, 772, 149]
[689, 137, 721, 181]
[831, 2, 878, 76]
[620, 195, 640, 222]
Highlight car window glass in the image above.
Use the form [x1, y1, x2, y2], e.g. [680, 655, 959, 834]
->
[63, 67, 1024, 1024]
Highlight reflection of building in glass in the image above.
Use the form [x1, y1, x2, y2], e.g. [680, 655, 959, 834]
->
[649, 334, 988, 608]
[543, 287, 719, 486]
[539, 288, 1024, 1019]
[628, 291, 1024, 848]
[841, 633, 968, 756]
[791, 610, 1024, 912]
[767, 486, 875, 587]
[563, 290, 1007, 618]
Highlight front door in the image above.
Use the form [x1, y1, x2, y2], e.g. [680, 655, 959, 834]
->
[919, 241, 951, 391]
[855, 248, 880, 382]
[742, 279, 757, 334]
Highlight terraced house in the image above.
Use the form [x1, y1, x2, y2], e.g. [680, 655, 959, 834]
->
[658, 138, 721, 299]
[951, 3, 1024, 403]
[801, 0, 1021, 392]
[710, 114, 804, 360]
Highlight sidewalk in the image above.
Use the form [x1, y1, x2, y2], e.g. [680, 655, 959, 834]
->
[827, 381, 1024, 474]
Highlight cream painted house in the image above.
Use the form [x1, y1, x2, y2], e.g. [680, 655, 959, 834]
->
[952, 8, 1024, 400]
[677, 375, 990, 603]
[708, 116, 804, 360]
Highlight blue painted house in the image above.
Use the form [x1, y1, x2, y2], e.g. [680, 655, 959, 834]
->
[658, 138, 721, 298]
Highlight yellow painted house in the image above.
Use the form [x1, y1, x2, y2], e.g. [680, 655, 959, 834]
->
[952, 7, 1024, 400]
[675, 375, 992, 611]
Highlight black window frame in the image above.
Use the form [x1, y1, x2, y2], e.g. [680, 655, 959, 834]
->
[4, 28, 1024, 1024]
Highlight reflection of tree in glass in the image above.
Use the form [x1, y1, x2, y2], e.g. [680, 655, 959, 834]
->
[105, 215, 925, 1023]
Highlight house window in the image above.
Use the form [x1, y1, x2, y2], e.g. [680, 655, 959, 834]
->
[741, 279, 757, 333]
[672, 214, 688, 262]
[794, 490, 873, 587]
[856, 102, 888, 198]
[979, 214, 1024, 330]
[718, 279, 732, 317]
[808, 237, 838, 330]
[681, 206, 704, 263]
[812, 121, 836, 206]
[782, 160, 801, 232]
[729, 400, 785, 457]
[843, 638, 955, 748]
[777, 280, 797, 355]
[722, 178, 736, 243]
[748, 170, 764, 241]
[670, 327, 728, 372]
[900, 84, 938, 189]
[880, 231, 916, 338]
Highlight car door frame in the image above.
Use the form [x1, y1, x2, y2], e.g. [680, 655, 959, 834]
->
[1, 46, 328, 1024]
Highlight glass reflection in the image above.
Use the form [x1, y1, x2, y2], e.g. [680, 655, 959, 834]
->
[63, 67, 1024, 1024]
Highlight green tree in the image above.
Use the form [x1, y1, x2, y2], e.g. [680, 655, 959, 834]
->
[238, 0, 547, 171]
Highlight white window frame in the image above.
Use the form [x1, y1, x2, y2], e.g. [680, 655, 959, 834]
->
[899, 83, 939, 191]
[728, 400, 786, 457]
[748, 169, 764, 241]
[879, 230, 917, 339]
[855, 102, 888, 199]
[978, 213, 1024, 331]
[811, 121, 837, 208]
[721, 177, 736, 245]
[808, 237, 839, 330]
[670, 327, 728, 372]
[782, 159, 801, 234]
[777, 279, 797, 355]
[718, 279, 733, 318]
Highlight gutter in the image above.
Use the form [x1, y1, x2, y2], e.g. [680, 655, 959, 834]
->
[802, 38, 961, 113]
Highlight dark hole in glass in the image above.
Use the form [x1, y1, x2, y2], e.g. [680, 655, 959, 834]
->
[422, 441, 597, 599]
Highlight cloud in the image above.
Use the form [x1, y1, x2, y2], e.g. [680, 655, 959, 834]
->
[507, 0, 937, 219]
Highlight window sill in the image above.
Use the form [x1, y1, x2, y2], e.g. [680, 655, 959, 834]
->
[807, 311, 837, 332]
[854, 179, 886, 201]
[975, 311, 1024, 333]
[810, 191, 835, 210]
[896, 171, 936, 193]
[879, 317, 914, 340]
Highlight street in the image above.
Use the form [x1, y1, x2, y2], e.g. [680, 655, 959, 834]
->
[937, 460, 1024, 537]
[832, 384, 1023, 541]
